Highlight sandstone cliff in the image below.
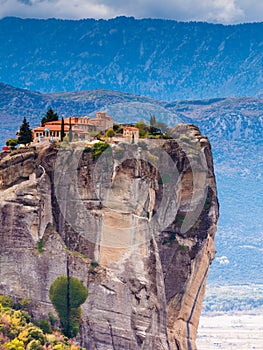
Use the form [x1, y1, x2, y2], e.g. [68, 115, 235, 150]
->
[0, 124, 218, 350]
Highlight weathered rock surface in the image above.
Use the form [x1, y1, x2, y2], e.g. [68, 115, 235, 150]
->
[0, 125, 219, 350]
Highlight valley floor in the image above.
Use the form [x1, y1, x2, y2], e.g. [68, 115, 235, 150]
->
[197, 314, 263, 349]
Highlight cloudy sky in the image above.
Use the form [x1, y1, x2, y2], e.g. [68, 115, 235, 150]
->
[0, 0, 262, 24]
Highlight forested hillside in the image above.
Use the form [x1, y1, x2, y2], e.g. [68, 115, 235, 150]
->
[0, 17, 262, 100]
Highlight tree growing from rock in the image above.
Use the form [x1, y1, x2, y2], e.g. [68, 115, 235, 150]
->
[49, 275, 88, 338]
[18, 117, 33, 145]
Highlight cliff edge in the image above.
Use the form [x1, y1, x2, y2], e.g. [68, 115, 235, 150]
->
[0, 124, 219, 350]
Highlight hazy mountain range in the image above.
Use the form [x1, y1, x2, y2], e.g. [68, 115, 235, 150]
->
[0, 16, 263, 101]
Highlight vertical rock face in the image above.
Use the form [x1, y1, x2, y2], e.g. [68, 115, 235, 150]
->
[0, 125, 218, 350]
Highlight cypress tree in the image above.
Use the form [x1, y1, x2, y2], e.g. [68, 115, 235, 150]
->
[68, 117, 73, 142]
[60, 117, 65, 141]
[18, 117, 33, 145]
[150, 114, 156, 127]
[49, 275, 88, 338]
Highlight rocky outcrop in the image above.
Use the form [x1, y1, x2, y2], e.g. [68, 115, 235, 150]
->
[0, 125, 219, 350]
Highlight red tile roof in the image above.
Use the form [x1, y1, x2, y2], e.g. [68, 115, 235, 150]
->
[34, 125, 70, 131]
[124, 126, 139, 130]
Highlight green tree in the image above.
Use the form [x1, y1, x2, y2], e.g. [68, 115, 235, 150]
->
[113, 123, 123, 134]
[60, 117, 65, 142]
[68, 117, 73, 142]
[49, 276, 88, 338]
[18, 118, 33, 146]
[6, 138, 18, 150]
[41, 108, 58, 126]
[135, 121, 150, 137]
[105, 128, 115, 139]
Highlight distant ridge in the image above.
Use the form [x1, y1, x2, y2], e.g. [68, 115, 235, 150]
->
[1, 82, 262, 148]
[0, 17, 262, 100]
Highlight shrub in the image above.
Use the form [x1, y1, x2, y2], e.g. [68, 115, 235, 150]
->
[135, 121, 150, 137]
[48, 313, 57, 327]
[162, 133, 173, 139]
[113, 147, 124, 160]
[113, 123, 123, 134]
[137, 141, 148, 150]
[162, 232, 176, 246]
[0, 302, 81, 349]
[88, 131, 100, 139]
[6, 138, 18, 150]
[26, 339, 43, 350]
[53, 344, 67, 350]
[13, 298, 31, 312]
[105, 128, 115, 138]
[90, 261, 99, 268]
[83, 146, 92, 153]
[179, 136, 191, 143]
[24, 326, 45, 345]
[20, 299, 31, 310]
[147, 153, 156, 165]
[175, 213, 185, 227]
[37, 239, 43, 253]
[38, 320, 52, 334]
[91, 142, 110, 160]
[4, 337, 24, 350]
[0, 295, 14, 308]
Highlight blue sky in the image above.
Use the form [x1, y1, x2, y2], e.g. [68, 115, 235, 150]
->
[0, 0, 262, 24]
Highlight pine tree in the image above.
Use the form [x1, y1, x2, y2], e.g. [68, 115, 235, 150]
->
[41, 108, 59, 126]
[60, 117, 65, 141]
[18, 117, 33, 145]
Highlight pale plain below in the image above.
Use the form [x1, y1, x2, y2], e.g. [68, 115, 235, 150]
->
[197, 314, 263, 349]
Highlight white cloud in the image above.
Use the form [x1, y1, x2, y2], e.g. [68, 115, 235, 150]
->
[0, 0, 261, 24]
[215, 256, 230, 265]
[0, 0, 115, 19]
